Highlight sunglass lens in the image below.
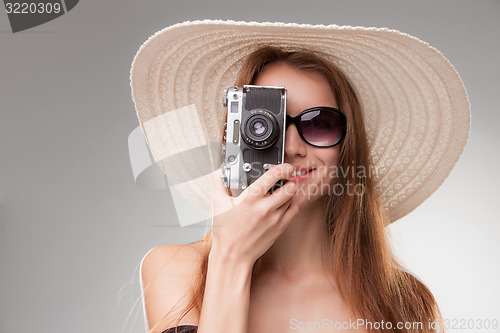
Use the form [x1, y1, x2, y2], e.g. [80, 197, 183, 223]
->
[299, 110, 344, 146]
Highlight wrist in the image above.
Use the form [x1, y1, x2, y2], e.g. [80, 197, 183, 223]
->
[209, 245, 254, 272]
[206, 246, 254, 295]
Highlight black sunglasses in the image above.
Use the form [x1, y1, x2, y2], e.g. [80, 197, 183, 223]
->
[286, 106, 346, 148]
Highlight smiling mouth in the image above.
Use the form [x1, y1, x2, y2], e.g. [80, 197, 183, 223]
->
[286, 168, 316, 181]
[291, 168, 314, 176]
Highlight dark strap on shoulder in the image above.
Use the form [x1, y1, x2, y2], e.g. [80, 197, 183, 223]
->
[161, 325, 197, 333]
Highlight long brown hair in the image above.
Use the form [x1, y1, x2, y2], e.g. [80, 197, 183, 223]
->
[150, 46, 443, 333]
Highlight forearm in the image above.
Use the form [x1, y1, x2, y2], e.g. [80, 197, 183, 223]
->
[197, 249, 253, 333]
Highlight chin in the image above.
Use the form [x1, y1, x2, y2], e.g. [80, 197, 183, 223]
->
[291, 179, 329, 208]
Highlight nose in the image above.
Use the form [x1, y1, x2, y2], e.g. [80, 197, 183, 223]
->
[285, 123, 307, 158]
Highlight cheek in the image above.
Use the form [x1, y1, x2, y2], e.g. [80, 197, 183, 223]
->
[319, 147, 340, 170]
[314, 147, 341, 184]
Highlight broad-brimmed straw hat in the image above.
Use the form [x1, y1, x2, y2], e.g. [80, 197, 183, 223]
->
[130, 19, 470, 223]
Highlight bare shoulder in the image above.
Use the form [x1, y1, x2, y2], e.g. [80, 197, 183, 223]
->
[141, 241, 205, 278]
[141, 241, 206, 331]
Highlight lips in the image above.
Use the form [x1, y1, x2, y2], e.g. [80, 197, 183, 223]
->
[287, 166, 316, 182]
[291, 168, 313, 176]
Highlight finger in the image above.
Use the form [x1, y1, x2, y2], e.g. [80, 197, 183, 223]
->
[266, 181, 297, 208]
[275, 198, 292, 215]
[278, 203, 300, 228]
[247, 163, 295, 197]
[269, 201, 298, 237]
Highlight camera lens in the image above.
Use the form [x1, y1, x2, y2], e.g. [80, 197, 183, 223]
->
[251, 121, 266, 136]
[241, 109, 279, 149]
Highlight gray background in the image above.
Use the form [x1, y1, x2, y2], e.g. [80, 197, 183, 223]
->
[1, 0, 499, 332]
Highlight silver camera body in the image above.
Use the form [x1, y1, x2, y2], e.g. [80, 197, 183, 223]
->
[221, 85, 287, 196]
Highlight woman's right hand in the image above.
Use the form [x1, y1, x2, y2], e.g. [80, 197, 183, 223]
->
[210, 163, 299, 266]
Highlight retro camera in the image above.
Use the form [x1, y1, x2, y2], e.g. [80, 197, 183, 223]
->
[221, 85, 286, 196]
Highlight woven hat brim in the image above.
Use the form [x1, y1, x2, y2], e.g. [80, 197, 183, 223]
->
[130, 20, 470, 223]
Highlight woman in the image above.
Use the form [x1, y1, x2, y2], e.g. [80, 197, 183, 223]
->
[131, 21, 470, 333]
